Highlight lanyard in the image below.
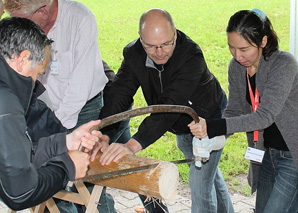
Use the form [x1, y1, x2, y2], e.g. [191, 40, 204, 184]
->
[246, 70, 259, 142]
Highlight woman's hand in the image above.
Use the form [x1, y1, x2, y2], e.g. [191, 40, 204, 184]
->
[188, 117, 207, 138]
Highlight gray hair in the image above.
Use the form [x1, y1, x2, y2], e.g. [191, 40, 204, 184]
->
[0, 17, 53, 65]
[3, 0, 51, 16]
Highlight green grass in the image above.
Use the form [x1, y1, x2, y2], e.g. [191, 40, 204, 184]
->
[77, 0, 290, 193]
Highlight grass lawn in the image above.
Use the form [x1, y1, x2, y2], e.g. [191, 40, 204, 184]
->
[77, 0, 290, 194]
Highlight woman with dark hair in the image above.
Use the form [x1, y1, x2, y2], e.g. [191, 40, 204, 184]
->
[189, 9, 298, 212]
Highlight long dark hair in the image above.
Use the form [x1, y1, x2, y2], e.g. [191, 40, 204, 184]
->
[226, 10, 278, 60]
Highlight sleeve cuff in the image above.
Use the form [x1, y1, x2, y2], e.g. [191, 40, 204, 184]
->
[47, 153, 76, 181]
[206, 118, 227, 138]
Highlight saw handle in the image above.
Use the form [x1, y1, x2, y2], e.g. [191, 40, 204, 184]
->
[79, 105, 200, 152]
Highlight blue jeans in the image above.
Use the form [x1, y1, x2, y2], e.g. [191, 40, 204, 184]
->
[176, 90, 233, 213]
[256, 148, 298, 213]
[74, 92, 104, 128]
[140, 90, 232, 213]
[75, 94, 131, 143]
[176, 133, 234, 213]
[114, 118, 131, 143]
[108, 106, 132, 144]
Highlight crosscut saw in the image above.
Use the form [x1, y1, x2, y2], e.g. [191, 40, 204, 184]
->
[77, 105, 201, 183]
[75, 158, 196, 183]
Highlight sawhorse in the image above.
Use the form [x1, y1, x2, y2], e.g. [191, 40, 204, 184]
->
[7, 182, 104, 213]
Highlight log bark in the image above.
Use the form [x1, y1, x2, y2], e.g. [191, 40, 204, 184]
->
[86, 152, 179, 200]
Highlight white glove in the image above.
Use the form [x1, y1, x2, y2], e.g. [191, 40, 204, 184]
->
[192, 135, 226, 167]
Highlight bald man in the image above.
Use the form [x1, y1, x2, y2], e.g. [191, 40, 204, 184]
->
[99, 9, 234, 213]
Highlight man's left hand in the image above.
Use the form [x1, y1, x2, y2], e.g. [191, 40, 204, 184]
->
[99, 138, 142, 165]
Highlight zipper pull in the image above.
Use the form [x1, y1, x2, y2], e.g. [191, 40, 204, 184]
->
[25, 130, 35, 162]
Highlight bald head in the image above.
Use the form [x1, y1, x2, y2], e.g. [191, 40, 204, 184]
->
[139, 8, 175, 36]
[139, 9, 177, 65]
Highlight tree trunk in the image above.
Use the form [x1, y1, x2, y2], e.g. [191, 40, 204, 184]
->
[86, 152, 179, 200]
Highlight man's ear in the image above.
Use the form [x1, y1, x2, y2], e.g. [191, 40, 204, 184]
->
[36, 5, 49, 16]
[16, 50, 31, 74]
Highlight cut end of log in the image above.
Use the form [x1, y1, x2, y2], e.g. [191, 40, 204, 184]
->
[158, 161, 179, 200]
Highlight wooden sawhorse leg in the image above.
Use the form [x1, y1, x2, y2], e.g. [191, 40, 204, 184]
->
[7, 183, 104, 213]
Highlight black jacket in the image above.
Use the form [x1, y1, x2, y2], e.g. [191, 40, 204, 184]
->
[0, 55, 74, 210]
[26, 80, 67, 142]
[100, 30, 223, 148]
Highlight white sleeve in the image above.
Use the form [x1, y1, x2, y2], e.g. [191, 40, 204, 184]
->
[53, 14, 107, 128]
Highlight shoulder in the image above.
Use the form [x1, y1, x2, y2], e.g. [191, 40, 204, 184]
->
[266, 51, 298, 75]
[123, 39, 142, 57]
[169, 30, 206, 69]
[229, 57, 240, 68]
[59, 0, 96, 26]
[175, 30, 203, 56]
[0, 82, 24, 116]
[56, 0, 98, 39]
[271, 51, 297, 66]
[61, 0, 93, 16]
[228, 58, 245, 73]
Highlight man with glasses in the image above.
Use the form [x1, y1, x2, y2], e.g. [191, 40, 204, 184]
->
[99, 8, 234, 213]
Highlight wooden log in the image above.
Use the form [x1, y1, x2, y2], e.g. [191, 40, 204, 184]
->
[86, 152, 179, 200]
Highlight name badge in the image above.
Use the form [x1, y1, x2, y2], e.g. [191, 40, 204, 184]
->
[244, 147, 265, 163]
[50, 50, 59, 75]
[50, 60, 59, 75]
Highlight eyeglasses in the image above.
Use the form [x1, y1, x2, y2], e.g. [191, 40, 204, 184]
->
[141, 33, 175, 52]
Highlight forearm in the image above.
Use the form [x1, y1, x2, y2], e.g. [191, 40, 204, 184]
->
[132, 114, 176, 148]
[0, 166, 67, 211]
[33, 133, 68, 168]
[126, 138, 142, 153]
[206, 118, 227, 138]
